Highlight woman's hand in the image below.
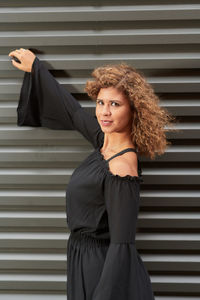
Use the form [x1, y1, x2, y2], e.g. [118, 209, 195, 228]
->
[8, 48, 36, 73]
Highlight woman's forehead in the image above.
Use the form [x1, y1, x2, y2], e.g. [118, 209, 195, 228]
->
[97, 87, 127, 100]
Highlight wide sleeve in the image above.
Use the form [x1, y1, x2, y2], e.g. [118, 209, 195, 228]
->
[92, 175, 155, 300]
[17, 56, 104, 149]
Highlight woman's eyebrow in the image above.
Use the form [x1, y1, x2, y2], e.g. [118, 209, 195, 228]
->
[96, 98, 122, 103]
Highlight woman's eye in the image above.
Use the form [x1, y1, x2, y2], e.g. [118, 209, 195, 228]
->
[96, 100, 119, 106]
[96, 100, 102, 105]
[111, 102, 119, 106]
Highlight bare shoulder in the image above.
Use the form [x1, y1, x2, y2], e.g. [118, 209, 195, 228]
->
[108, 151, 138, 177]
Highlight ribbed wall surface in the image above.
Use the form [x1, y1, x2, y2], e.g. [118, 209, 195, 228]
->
[0, 1, 199, 299]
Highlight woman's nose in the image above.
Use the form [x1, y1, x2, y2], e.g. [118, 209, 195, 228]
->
[102, 104, 111, 115]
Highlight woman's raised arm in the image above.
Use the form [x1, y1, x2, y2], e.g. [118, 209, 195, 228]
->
[8, 49, 104, 149]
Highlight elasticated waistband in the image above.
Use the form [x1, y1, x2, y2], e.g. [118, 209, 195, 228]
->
[69, 230, 110, 248]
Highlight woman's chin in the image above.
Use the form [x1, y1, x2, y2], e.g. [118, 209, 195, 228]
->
[100, 127, 113, 133]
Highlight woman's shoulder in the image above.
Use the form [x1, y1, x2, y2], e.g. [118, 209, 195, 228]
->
[108, 151, 138, 178]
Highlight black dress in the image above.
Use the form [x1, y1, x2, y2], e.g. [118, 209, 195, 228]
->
[17, 57, 155, 300]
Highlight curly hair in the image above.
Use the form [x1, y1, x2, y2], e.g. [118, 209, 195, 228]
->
[84, 62, 179, 160]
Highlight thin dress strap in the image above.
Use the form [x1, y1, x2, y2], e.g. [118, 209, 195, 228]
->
[106, 148, 142, 179]
[106, 148, 137, 162]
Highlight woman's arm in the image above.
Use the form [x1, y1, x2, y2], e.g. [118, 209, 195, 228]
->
[8, 48, 104, 149]
[92, 174, 153, 300]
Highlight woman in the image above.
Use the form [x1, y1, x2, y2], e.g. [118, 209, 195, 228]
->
[8, 48, 176, 299]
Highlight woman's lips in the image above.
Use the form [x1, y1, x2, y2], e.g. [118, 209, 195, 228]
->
[101, 120, 113, 126]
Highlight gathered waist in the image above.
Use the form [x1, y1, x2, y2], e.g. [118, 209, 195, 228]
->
[69, 230, 110, 248]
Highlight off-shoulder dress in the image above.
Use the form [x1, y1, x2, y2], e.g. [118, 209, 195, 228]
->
[17, 56, 155, 300]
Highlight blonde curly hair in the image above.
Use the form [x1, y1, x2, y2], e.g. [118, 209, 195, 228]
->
[84, 62, 179, 160]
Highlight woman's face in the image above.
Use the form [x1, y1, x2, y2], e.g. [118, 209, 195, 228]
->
[95, 87, 133, 134]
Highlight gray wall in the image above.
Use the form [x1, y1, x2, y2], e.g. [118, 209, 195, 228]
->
[0, 0, 200, 299]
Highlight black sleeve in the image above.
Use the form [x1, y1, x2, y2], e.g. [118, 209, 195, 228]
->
[17, 56, 104, 149]
[92, 174, 154, 300]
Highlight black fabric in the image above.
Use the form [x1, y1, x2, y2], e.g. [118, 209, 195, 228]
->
[17, 56, 104, 149]
[17, 57, 154, 300]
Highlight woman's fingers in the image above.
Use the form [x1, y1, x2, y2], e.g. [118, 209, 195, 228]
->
[8, 48, 26, 57]
[8, 50, 21, 58]
[8, 48, 36, 72]
[11, 58, 24, 70]
[8, 50, 22, 69]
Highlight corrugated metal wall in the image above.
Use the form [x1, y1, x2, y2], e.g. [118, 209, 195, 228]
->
[0, 0, 199, 299]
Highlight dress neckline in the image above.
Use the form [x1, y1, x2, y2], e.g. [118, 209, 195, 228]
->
[96, 145, 143, 183]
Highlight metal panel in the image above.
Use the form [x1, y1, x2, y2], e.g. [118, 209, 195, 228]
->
[0, 0, 199, 299]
